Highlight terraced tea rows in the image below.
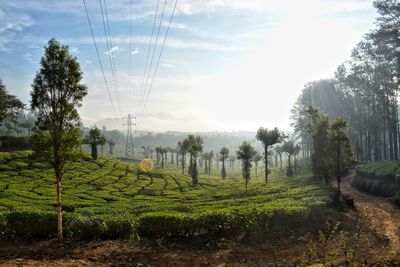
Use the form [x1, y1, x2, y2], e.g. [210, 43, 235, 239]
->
[0, 151, 334, 239]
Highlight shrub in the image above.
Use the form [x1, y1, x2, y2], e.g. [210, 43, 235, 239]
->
[3, 211, 57, 239]
[0, 137, 32, 151]
[137, 212, 194, 238]
[102, 217, 136, 239]
[69, 217, 107, 240]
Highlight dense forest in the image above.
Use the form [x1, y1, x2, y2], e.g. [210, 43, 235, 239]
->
[292, 1, 400, 163]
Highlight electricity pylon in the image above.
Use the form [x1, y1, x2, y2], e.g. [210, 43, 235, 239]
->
[123, 114, 136, 159]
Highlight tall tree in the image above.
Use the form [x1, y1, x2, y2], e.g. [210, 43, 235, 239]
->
[219, 147, 229, 179]
[237, 141, 256, 191]
[329, 118, 357, 199]
[30, 38, 87, 241]
[307, 107, 331, 183]
[256, 127, 282, 183]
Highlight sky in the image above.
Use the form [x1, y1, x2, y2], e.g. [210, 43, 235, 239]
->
[0, 0, 377, 132]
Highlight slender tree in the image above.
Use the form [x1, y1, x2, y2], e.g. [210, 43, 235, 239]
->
[256, 127, 282, 183]
[108, 139, 116, 155]
[229, 155, 236, 169]
[274, 145, 283, 170]
[178, 139, 190, 174]
[253, 152, 262, 179]
[155, 146, 162, 166]
[30, 38, 87, 241]
[282, 140, 300, 177]
[308, 107, 331, 183]
[187, 135, 204, 186]
[206, 151, 214, 176]
[219, 147, 229, 179]
[237, 141, 256, 191]
[329, 118, 357, 200]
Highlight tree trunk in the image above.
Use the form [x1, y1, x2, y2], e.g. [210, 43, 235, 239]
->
[56, 175, 62, 241]
[181, 154, 185, 174]
[221, 160, 226, 179]
[264, 147, 268, 184]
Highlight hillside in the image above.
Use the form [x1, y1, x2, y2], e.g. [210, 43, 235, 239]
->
[0, 151, 333, 240]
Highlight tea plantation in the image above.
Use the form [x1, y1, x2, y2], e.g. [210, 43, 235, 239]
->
[354, 161, 400, 199]
[0, 151, 334, 240]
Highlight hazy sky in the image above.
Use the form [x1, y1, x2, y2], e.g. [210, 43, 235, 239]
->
[0, 0, 377, 132]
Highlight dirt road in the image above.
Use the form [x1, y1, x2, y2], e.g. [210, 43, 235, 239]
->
[335, 171, 400, 261]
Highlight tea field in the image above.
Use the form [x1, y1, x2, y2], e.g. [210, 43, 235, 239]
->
[0, 151, 334, 239]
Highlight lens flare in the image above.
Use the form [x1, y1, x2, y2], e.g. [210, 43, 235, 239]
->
[140, 159, 154, 173]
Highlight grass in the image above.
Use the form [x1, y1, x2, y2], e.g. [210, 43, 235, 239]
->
[0, 151, 334, 239]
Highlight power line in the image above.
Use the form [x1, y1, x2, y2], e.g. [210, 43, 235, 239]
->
[139, 0, 178, 121]
[136, 0, 161, 119]
[104, 0, 122, 114]
[138, 0, 167, 119]
[129, 0, 134, 113]
[100, 0, 122, 117]
[82, 0, 119, 123]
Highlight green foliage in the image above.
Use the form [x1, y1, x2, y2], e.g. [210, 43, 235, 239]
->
[308, 108, 356, 195]
[0, 151, 334, 240]
[0, 80, 24, 126]
[2, 211, 57, 239]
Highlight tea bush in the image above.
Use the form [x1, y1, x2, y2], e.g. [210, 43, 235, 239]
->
[0, 151, 334, 240]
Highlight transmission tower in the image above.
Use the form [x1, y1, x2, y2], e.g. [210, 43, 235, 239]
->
[123, 114, 136, 159]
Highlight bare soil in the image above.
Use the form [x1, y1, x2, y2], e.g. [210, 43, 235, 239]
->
[1, 172, 399, 266]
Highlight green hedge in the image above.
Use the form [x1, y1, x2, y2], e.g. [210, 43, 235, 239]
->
[0, 202, 326, 240]
[0, 136, 32, 151]
[352, 174, 397, 197]
[0, 211, 136, 240]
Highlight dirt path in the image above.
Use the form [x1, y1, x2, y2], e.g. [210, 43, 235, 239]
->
[335, 171, 400, 261]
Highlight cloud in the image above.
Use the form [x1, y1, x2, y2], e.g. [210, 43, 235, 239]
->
[22, 53, 34, 63]
[70, 46, 79, 54]
[162, 63, 176, 69]
[15, 34, 247, 52]
[0, 7, 33, 51]
[132, 48, 139, 55]
[104, 46, 123, 56]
